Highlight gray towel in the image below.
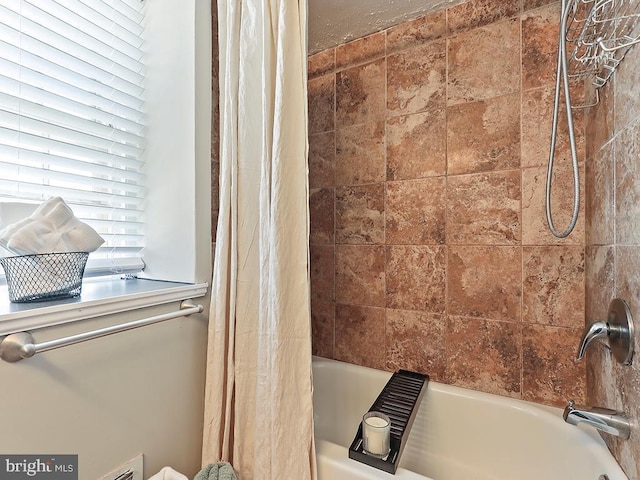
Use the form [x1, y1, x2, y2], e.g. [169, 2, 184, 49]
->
[194, 463, 237, 480]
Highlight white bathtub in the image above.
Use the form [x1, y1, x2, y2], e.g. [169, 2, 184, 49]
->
[312, 357, 628, 480]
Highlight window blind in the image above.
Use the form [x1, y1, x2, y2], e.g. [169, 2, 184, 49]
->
[0, 0, 146, 275]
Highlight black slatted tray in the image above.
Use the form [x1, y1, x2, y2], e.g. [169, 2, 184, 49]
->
[348, 369, 429, 474]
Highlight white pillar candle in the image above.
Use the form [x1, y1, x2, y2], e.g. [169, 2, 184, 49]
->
[362, 411, 391, 457]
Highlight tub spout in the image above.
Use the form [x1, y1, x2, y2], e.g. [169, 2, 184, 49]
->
[563, 400, 631, 439]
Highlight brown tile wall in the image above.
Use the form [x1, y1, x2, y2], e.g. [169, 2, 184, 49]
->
[585, 18, 640, 479]
[308, 0, 588, 408]
[209, 0, 639, 473]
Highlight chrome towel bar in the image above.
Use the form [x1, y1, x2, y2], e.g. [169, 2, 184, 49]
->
[0, 300, 203, 363]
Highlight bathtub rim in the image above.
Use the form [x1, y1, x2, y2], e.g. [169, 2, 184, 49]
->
[312, 355, 627, 479]
[316, 438, 432, 480]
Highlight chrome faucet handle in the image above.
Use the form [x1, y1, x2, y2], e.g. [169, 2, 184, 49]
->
[577, 321, 609, 360]
[577, 298, 634, 365]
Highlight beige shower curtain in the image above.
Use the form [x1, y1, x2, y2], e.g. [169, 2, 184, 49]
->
[202, 0, 316, 479]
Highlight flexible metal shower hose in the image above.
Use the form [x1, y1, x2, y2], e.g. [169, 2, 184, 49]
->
[546, 0, 581, 238]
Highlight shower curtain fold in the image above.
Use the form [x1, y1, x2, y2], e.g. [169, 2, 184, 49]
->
[202, 0, 316, 479]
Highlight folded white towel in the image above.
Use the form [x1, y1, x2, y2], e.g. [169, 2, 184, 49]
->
[34, 197, 74, 226]
[63, 222, 105, 252]
[148, 467, 189, 480]
[0, 217, 34, 251]
[0, 197, 105, 255]
[7, 219, 60, 255]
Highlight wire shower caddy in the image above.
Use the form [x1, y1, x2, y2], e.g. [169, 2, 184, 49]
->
[565, 0, 640, 106]
[546, 0, 640, 238]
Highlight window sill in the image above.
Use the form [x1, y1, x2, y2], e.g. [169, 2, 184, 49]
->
[0, 277, 209, 336]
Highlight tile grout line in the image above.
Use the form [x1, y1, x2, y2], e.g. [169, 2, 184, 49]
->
[519, 3, 526, 401]
[384, 29, 389, 371]
[332, 46, 337, 361]
[444, 4, 450, 385]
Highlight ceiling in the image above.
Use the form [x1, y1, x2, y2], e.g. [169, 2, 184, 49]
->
[308, 0, 466, 53]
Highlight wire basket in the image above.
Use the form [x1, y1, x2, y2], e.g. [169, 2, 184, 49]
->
[0, 252, 89, 303]
[566, 0, 640, 106]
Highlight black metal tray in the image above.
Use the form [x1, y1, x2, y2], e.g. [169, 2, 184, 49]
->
[348, 369, 429, 474]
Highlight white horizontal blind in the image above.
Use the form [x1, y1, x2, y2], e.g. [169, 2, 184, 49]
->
[0, 0, 146, 274]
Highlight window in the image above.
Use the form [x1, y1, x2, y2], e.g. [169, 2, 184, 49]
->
[0, 0, 211, 329]
[0, 0, 146, 276]
[0, 0, 212, 335]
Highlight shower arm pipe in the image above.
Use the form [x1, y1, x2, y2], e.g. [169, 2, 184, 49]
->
[546, 0, 581, 238]
[0, 300, 204, 363]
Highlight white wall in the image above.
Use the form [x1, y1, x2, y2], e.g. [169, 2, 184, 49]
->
[0, 1, 213, 478]
[141, 0, 212, 284]
[0, 302, 209, 479]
